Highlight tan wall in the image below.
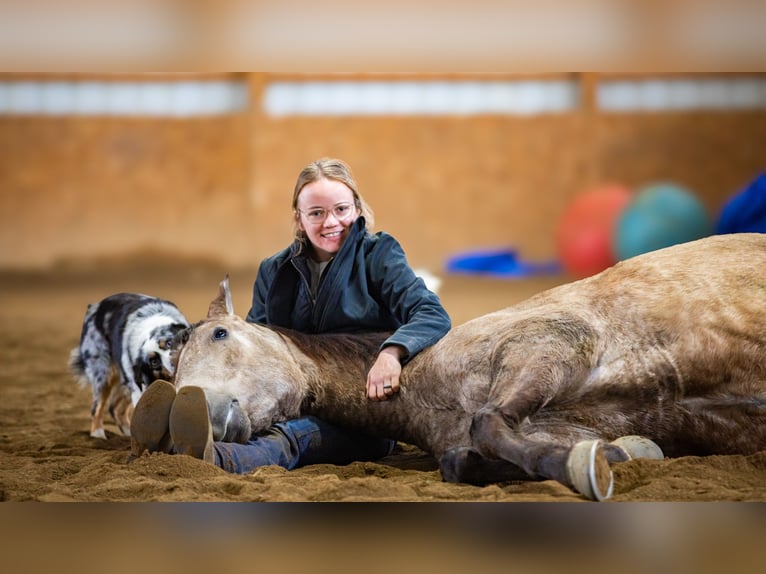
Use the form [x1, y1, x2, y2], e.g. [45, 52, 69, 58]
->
[0, 114, 253, 268]
[2, 73, 766, 272]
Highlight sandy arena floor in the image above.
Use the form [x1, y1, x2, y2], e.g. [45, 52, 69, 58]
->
[1, 260, 764, 502]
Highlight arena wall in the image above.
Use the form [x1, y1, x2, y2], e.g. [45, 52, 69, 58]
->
[1, 73, 765, 271]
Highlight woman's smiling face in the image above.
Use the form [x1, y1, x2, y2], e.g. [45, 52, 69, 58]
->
[295, 177, 359, 262]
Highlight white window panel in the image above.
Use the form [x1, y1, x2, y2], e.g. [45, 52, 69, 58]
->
[598, 77, 766, 112]
[0, 80, 249, 116]
[263, 79, 580, 117]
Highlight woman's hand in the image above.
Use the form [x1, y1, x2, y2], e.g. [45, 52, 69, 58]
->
[366, 345, 404, 401]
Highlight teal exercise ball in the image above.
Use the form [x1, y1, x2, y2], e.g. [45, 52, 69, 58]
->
[614, 182, 712, 261]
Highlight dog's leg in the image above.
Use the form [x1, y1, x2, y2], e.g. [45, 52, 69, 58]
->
[90, 377, 112, 439]
[109, 384, 134, 437]
[76, 326, 113, 439]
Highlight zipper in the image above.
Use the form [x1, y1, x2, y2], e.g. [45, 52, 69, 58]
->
[290, 258, 316, 305]
[313, 257, 336, 329]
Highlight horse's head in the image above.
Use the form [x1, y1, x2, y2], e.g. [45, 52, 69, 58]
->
[173, 275, 309, 434]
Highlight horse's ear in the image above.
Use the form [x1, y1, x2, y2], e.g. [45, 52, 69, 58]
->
[207, 275, 234, 318]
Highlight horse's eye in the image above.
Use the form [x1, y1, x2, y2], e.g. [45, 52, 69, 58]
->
[213, 327, 228, 341]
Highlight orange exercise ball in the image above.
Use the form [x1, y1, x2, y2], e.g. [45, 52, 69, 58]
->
[556, 184, 633, 278]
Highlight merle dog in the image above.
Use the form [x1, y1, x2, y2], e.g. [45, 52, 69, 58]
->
[69, 293, 189, 438]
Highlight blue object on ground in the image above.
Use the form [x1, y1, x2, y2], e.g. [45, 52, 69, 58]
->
[445, 249, 562, 278]
[716, 172, 766, 234]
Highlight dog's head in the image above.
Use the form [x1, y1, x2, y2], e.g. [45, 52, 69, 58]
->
[167, 322, 200, 372]
[137, 322, 190, 388]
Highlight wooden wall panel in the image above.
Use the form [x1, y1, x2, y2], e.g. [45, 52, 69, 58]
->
[0, 115, 252, 268]
[1, 73, 765, 273]
[248, 76, 766, 269]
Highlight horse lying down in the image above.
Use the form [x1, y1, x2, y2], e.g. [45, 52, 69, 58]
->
[173, 233, 766, 501]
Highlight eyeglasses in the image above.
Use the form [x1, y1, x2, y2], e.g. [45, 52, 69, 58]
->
[297, 203, 356, 224]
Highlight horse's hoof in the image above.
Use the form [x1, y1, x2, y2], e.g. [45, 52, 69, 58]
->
[566, 440, 613, 501]
[439, 447, 468, 483]
[611, 435, 664, 460]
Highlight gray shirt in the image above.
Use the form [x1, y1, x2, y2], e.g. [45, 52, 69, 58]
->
[307, 258, 331, 299]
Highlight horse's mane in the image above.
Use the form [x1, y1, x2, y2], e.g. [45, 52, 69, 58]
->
[174, 320, 391, 367]
[269, 325, 392, 366]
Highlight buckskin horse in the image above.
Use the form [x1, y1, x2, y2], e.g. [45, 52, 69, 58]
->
[172, 233, 766, 500]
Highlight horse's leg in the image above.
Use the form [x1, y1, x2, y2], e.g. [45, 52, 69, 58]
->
[469, 406, 616, 500]
[441, 431, 655, 484]
[466, 333, 624, 500]
[439, 446, 530, 485]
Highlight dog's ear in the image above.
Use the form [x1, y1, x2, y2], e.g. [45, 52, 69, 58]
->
[168, 327, 192, 373]
[207, 274, 234, 318]
[170, 326, 192, 350]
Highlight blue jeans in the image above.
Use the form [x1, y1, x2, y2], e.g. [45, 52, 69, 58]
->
[213, 416, 395, 474]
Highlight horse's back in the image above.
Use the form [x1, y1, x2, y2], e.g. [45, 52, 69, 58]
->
[429, 233, 766, 411]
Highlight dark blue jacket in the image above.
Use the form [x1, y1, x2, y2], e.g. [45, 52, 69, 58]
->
[246, 218, 451, 363]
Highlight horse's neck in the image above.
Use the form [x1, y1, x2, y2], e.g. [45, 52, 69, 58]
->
[274, 332, 366, 394]
[277, 332, 463, 455]
[291, 340, 433, 445]
[276, 329, 387, 392]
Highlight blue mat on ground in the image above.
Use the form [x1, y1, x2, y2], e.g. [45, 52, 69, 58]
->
[716, 172, 766, 234]
[445, 249, 562, 278]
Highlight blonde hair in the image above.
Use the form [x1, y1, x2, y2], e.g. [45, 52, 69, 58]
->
[291, 158, 374, 248]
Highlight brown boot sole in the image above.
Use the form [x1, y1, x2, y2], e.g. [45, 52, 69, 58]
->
[169, 386, 215, 464]
[128, 380, 176, 461]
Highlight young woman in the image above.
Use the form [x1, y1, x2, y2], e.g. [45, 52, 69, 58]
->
[130, 158, 451, 472]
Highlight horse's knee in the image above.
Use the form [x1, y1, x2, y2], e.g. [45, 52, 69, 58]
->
[469, 406, 518, 459]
